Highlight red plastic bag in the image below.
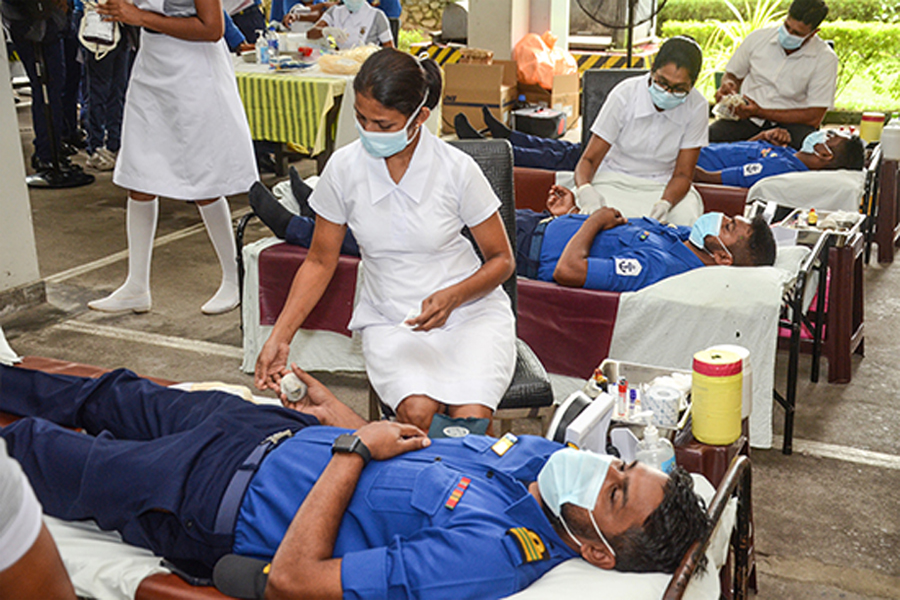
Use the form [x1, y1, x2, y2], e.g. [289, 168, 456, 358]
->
[513, 31, 577, 90]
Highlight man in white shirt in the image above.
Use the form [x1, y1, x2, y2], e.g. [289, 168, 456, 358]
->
[306, 0, 393, 49]
[710, 0, 837, 150]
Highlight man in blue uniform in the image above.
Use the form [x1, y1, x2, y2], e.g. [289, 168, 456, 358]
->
[0, 364, 709, 599]
[247, 180, 776, 294]
[694, 128, 864, 188]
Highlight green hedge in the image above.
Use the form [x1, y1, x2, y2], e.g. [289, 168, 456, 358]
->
[661, 20, 900, 108]
[658, 0, 900, 25]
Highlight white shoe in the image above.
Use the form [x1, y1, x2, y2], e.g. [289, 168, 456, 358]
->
[86, 149, 115, 171]
[88, 288, 151, 313]
[201, 282, 239, 315]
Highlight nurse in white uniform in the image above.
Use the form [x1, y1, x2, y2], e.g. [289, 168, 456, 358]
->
[571, 36, 708, 226]
[255, 49, 516, 433]
[90, 0, 257, 315]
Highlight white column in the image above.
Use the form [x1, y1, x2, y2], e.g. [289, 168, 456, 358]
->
[530, 0, 571, 50]
[468, 0, 531, 61]
[0, 43, 42, 295]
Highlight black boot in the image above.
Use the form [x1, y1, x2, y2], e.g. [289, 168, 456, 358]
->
[454, 113, 484, 139]
[249, 181, 294, 239]
[482, 105, 512, 139]
[289, 166, 315, 218]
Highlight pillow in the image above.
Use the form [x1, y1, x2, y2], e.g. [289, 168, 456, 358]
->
[504, 474, 733, 600]
[747, 170, 865, 213]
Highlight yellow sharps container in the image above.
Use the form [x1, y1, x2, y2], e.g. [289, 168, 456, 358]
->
[691, 348, 742, 445]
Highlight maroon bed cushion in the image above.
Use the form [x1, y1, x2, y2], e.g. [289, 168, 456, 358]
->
[257, 243, 359, 336]
[517, 278, 620, 379]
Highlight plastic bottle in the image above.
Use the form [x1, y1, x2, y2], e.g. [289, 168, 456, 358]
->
[635, 413, 676, 474]
[616, 378, 628, 417]
[256, 30, 269, 64]
[883, 113, 900, 161]
[267, 25, 279, 60]
[807, 208, 818, 226]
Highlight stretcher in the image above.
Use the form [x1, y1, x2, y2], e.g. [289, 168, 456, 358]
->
[0, 355, 752, 600]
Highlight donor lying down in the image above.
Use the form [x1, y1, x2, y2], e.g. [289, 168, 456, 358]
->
[0, 364, 710, 600]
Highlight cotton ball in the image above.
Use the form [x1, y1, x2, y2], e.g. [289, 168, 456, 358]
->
[280, 372, 308, 402]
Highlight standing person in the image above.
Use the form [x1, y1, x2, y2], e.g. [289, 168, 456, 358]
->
[709, 0, 836, 149]
[370, 0, 400, 45]
[571, 36, 708, 226]
[254, 49, 516, 434]
[75, 0, 131, 172]
[88, 0, 257, 315]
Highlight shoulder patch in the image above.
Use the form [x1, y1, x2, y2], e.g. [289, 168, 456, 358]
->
[615, 258, 642, 277]
[743, 163, 763, 176]
[507, 527, 548, 563]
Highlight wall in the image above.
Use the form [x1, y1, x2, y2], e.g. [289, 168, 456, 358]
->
[468, 0, 530, 60]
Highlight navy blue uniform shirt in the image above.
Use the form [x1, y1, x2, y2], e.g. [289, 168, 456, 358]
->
[697, 140, 808, 187]
[235, 428, 579, 600]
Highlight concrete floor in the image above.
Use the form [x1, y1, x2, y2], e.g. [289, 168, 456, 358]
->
[3, 103, 900, 599]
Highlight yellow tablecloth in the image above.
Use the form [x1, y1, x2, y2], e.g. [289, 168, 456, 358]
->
[234, 67, 346, 155]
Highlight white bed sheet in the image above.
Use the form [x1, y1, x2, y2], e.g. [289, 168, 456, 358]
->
[747, 169, 865, 212]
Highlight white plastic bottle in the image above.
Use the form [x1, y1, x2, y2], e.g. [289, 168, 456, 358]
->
[635, 415, 676, 474]
[267, 25, 280, 60]
[255, 30, 269, 64]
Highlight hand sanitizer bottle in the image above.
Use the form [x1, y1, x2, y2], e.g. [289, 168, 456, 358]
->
[256, 30, 269, 64]
[635, 413, 676, 474]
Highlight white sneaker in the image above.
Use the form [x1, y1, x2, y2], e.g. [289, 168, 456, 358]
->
[88, 288, 151, 313]
[86, 149, 115, 171]
[99, 147, 118, 162]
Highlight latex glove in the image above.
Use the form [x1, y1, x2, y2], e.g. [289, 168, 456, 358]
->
[576, 183, 606, 213]
[649, 200, 672, 223]
[322, 26, 349, 44]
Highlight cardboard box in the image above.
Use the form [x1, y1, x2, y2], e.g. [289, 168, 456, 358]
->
[517, 72, 581, 131]
[442, 60, 518, 136]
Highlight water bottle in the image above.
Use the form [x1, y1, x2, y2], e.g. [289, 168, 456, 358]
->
[256, 30, 269, 64]
[635, 414, 676, 474]
[267, 26, 279, 60]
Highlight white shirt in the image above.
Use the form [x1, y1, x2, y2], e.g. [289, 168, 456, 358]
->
[321, 3, 392, 49]
[590, 74, 709, 184]
[0, 438, 43, 572]
[726, 26, 838, 111]
[221, 0, 256, 16]
[310, 128, 502, 330]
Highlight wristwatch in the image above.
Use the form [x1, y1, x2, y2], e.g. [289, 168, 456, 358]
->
[331, 433, 371, 466]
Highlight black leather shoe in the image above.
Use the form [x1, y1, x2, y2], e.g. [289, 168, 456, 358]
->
[454, 113, 484, 139]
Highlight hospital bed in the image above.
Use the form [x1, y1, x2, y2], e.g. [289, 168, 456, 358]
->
[0, 355, 751, 600]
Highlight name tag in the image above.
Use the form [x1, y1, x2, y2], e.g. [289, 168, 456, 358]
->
[491, 432, 518, 456]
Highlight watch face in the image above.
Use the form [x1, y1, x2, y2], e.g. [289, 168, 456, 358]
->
[334, 434, 358, 452]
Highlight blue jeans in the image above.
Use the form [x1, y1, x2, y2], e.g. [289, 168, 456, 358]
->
[510, 130, 582, 171]
[82, 35, 130, 153]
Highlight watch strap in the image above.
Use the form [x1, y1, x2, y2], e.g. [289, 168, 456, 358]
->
[331, 433, 371, 466]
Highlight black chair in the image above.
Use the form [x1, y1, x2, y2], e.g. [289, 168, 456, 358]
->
[581, 68, 648, 148]
[369, 139, 554, 433]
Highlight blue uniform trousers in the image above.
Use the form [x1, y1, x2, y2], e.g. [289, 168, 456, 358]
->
[510, 130, 582, 171]
[0, 366, 317, 568]
[285, 215, 361, 256]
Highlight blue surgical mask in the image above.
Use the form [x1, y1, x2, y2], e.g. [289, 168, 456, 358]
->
[537, 448, 617, 556]
[344, 0, 365, 13]
[355, 92, 428, 159]
[689, 212, 724, 250]
[649, 81, 688, 111]
[800, 130, 832, 156]
[778, 24, 806, 50]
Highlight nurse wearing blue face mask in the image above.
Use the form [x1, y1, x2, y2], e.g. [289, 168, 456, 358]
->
[710, 0, 837, 150]
[255, 49, 516, 435]
[570, 36, 709, 227]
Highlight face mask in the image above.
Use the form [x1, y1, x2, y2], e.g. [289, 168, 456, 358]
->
[355, 92, 428, 159]
[537, 448, 617, 556]
[778, 24, 807, 50]
[344, 0, 365, 13]
[648, 81, 688, 111]
[800, 130, 832, 157]
[688, 212, 724, 249]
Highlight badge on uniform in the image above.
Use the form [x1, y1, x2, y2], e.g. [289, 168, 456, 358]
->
[507, 527, 548, 563]
[444, 477, 471, 510]
[491, 432, 518, 456]
[614, 258, 642, 276]
[638, 231, 649, 241]
[743, 163, 763, 176]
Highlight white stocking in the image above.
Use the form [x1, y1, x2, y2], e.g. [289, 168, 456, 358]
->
[198, 197, 239, 315]
[88, 196, 158, 313]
